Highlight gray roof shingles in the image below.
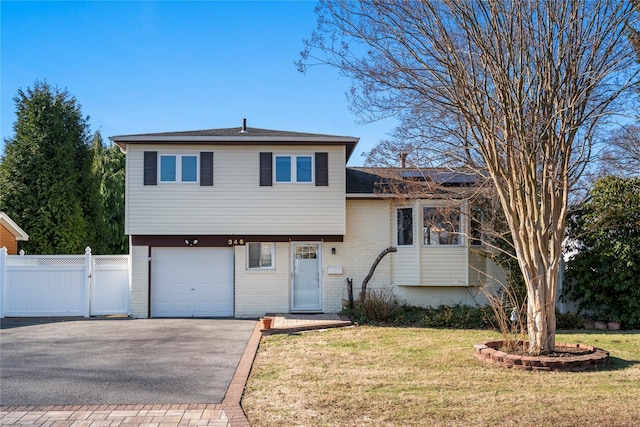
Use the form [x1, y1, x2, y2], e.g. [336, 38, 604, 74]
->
[110, 126, 359, 159]
[110, 126, 357, 140]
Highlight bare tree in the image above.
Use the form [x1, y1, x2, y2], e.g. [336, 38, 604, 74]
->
[600, 124, 640, 176]
[300, 0, 639, 354]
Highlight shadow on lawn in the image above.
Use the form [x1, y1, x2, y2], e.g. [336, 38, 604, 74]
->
[603, 356, 639, 371]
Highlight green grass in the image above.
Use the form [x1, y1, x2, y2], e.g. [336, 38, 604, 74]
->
[243, 327, 640, 426]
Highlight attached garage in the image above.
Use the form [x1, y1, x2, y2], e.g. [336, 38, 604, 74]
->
[151, 247, 234, 317]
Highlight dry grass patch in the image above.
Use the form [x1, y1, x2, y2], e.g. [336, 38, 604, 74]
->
[243, 326, 640, 427]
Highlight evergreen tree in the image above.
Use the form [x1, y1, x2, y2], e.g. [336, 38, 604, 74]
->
[563, 176, 640, 328]
[0, 81, 100, 253]
[91, 132, 127, 254]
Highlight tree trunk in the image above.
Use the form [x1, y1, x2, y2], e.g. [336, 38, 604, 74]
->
[360, 247, 397, 301]
[526, 277, 557, 355]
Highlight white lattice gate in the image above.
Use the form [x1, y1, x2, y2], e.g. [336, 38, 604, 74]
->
[0, 247, 130, 318]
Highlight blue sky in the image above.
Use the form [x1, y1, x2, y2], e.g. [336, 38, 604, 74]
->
[1, 1, 396, 165]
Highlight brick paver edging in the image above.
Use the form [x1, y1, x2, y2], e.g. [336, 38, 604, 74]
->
[221, 321, 263, 427]
[474, 340, 610, 371]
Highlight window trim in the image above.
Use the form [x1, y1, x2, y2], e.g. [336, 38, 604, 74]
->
[158, 154, 200, 184]
[273, 154, 314, 184]
[247, 242, 276, 270]
[396, 206, 415, 247]
[422, 205, 464, 247]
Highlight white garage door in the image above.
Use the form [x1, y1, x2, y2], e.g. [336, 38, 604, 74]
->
[151, 247, 234, 317]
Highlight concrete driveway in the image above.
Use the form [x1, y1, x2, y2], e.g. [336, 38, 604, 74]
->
[0, 318, 256, 407]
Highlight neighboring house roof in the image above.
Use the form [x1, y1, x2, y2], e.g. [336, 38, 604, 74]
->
[110, 121, 360, 160]
[0, 212, 29, 241]
[346, 167, 483, 197]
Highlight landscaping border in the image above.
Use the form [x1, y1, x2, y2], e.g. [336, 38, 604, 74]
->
[474, 341, 610, 371]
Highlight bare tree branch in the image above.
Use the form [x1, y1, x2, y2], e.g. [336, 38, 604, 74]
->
[301, 0, 639, 354]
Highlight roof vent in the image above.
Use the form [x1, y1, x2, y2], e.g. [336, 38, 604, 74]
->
[240, 118, 247, 133]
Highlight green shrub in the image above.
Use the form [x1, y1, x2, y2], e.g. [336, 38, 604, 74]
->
[345, 301, 494, 329]
[555, 311, 586, 330]
[345, 287, 400, 323]
[419, 305, 494, 329]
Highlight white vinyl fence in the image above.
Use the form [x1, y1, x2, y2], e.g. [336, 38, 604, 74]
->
[0, 246, 130, 318]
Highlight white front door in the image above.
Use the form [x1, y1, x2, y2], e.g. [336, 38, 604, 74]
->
[291, 243, 322, 311]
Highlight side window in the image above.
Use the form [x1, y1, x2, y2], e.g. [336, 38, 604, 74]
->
[247, 243, 275, 269]
[423, 207, 462, 246]
[397, 207, 414, 246]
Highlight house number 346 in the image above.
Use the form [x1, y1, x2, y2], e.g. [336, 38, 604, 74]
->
[228, 239, 245, 246]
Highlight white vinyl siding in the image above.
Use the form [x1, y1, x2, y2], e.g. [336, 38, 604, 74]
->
[125, 145, 346, 235]
[392, 249, 419, 286]
[420, 247, 468, 286]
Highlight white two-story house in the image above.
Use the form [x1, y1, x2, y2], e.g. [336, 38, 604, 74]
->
[111, 121, 500, 318]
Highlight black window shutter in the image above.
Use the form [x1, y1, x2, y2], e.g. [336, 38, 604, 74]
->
[200, 152, 214, 186]
[143, 151, 157, 185]
[260, 152, 272, 186]
[315, 152, 328, 186]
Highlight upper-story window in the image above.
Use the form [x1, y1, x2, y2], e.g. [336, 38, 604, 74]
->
[160, 154, 198, 183]
[274, 155, 313, 183]
[144, 151, 213, 186]
[423, 206, 462, 246]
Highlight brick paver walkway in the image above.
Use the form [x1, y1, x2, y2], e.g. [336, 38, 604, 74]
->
[1, 314, 350, 426]
[0, 405, 229, 426]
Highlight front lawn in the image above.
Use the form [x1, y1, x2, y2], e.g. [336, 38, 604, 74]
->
[243, 326, 640, 426]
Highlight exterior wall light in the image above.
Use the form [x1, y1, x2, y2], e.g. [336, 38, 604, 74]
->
[184, 239, 199, 247]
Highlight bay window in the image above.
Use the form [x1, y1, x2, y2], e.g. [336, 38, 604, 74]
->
[423, 207, 462, 245]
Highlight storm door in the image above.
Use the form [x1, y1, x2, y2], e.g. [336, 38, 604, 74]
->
[291, 243, 322, 311]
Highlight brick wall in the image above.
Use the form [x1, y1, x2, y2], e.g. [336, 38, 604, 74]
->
[130, 245, 149, 318]
[340, 199, 393, 294]
[234, 243, 290, 317]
